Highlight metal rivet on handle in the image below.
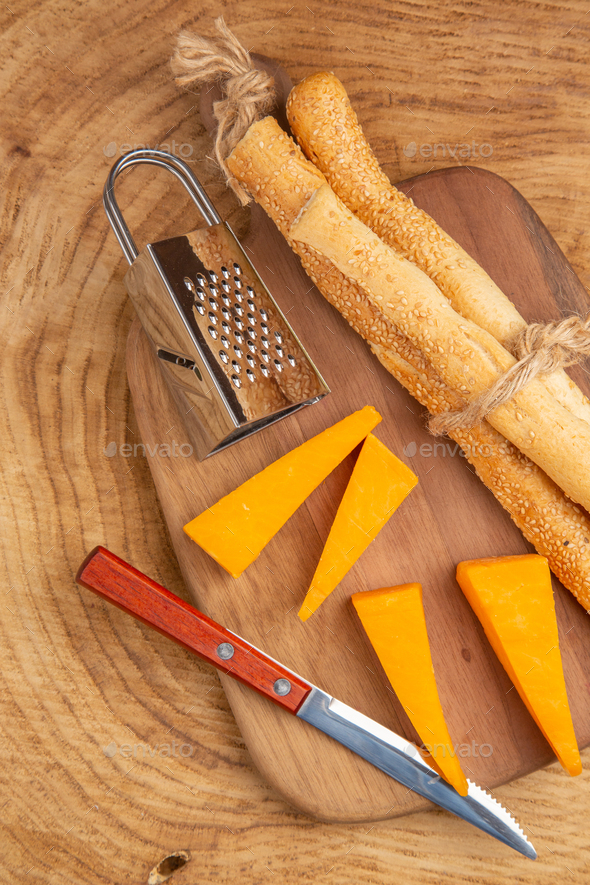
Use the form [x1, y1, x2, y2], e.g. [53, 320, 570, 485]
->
[273, 678, 291, 696]
[216, 642, 234, 660]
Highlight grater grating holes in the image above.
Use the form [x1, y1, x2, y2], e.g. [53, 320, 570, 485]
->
[188, 265, 301, 395]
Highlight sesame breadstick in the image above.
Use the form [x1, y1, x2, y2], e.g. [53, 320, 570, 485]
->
[227, 116, 590, 605]
[286, 71, 590, 426]
[290, 183, 590, 513]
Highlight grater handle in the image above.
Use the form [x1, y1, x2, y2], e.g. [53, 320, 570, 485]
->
[103, 149, 222, 265]
[76, 546, 313, 714]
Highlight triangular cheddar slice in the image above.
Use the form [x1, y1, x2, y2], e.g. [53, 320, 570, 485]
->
[456, 554, 581, 776]
[352, 583, 469, 795]
[183, 406, 381, 578]
[298, 434, 417, 621]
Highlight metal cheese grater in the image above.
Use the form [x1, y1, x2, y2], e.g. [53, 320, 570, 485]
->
[103, 149, 329, 460]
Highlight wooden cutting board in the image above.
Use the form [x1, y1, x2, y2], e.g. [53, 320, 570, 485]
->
[125, 160, 590, 824]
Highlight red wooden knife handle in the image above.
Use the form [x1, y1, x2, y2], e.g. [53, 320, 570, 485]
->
[76, 547, 312, 714]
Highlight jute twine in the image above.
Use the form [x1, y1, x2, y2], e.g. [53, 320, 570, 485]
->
[171, 20, 590, 430]
[171, 16, 276, 205]
[429, 312, 590, 435]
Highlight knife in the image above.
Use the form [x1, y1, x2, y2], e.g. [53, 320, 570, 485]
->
[76, 546, 536, 859]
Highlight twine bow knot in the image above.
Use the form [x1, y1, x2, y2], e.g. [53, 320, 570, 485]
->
[429, 311, 590, 435]
[171, 17, 275, 205]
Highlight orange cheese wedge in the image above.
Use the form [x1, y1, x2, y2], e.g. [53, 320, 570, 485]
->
[183, 406, 381, 578]
[298, 433, 417, 621]
[352, 583, 469, 795]
[456, 554, 581, 776]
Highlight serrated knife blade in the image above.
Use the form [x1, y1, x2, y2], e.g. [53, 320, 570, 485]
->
[298, 688, 535, 858]
[76, 546, 536, 859]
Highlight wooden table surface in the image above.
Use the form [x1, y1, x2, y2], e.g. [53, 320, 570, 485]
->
[2, 1, 590, 882]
